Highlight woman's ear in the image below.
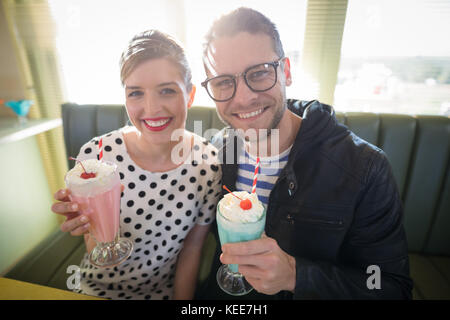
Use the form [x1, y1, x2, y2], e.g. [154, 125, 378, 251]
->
[187, 85, 196, 109]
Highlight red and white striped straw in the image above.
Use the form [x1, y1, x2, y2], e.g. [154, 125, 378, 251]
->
[98, 138, 103, 161]
[251, 157, 260, 194]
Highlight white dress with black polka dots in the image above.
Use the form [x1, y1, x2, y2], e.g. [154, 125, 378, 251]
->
[74, 127, 222, 300]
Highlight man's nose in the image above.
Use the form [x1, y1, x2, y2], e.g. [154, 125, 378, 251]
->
[232, 76, 258, 105]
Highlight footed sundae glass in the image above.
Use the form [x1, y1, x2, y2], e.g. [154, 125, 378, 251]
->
[216, 193, 266, 296]
[65, 159, 133, 268]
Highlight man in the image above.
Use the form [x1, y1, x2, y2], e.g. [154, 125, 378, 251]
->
[198, 7, 412, 299]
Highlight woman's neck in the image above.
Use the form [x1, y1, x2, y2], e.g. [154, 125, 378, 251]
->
[124, 128, 192, 172]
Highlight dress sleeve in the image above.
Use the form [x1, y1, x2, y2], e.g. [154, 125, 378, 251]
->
[76, 137, 100, 162]
[196, 163, 222, 226]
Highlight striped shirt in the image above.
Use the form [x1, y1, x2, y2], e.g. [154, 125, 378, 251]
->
[236, 144, 292, 207]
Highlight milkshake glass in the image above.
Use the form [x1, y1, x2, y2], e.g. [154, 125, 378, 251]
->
[216, 191, 266, 296]
[65, 159, 133, 268]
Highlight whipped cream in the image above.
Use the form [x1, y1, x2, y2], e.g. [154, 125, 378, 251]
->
[219, 191, 265, 223]
[65, 159, 119, 197]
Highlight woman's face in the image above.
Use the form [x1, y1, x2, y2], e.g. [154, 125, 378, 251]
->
[124, 58, 194, 146]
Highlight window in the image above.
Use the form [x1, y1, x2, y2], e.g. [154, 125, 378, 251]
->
[49, 0, 175, 104]
[182, 0, 308, 106]
[49, 0, 307, 107]
[335, 0, 450, 115]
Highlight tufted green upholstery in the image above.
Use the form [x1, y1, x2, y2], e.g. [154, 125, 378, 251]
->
[61, 104, 130, 168]
[6, 103, 450, 299]
[338, 113, 450, 256]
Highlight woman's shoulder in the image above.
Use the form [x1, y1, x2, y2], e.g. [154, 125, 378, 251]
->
[76, 127, 129, 160]
[188, 132, 221, 177]
[189, 132, 219, 164]
[190, 132, 219, 156]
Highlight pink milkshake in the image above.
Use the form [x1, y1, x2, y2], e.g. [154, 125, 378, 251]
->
[70, 183, 121, 243]
[65, 159, 133, 267]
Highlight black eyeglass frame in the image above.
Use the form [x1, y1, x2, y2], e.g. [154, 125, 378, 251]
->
[201, 57, 285, 102]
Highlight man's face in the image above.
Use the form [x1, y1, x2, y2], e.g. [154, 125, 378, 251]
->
[204, 32, 292, 134]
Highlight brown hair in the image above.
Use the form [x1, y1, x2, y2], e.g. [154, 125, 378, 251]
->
[120, 29, 192, 91]
[203, 7, 285, 59]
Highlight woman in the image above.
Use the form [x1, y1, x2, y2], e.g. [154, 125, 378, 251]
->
[51, 30, 221, 300]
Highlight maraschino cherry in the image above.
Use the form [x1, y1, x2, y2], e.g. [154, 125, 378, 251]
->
[69, 157, 97, 179]
[80, 172, 97, 179]
[222, 185, 252, 210]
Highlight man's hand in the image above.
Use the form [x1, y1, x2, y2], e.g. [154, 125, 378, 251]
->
[220, 235, 296, 295]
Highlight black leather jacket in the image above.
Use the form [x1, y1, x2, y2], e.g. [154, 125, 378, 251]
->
[203, 99, 413, 300]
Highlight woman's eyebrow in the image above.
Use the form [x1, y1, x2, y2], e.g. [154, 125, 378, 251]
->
[125, 85, 142, 90]
[125, 82, 179, 89]
[157, 82, 178, 87]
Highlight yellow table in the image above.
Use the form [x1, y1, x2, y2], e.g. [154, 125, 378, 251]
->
[0, 277, 103, 300]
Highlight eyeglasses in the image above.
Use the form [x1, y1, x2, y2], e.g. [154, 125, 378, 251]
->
[201, 57, 284, 102]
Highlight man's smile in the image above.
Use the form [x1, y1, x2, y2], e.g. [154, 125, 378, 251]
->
[233, 106, 269, 121]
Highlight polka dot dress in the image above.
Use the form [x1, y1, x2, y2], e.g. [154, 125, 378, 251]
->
[74, 127, 222, 300]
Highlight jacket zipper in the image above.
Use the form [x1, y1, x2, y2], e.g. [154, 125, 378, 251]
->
[294, 216, 344, 226]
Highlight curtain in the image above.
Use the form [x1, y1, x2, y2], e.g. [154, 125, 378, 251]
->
[2, 0, 68, 195]
[302, 0, 348, 105]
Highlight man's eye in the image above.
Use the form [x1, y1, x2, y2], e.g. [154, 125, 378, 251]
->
[128, 91, 143, 97]
[248, 70, 270, 81]
[212, 78, 233, 89]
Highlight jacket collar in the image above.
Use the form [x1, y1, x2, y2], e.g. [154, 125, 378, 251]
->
[213, 99, 341, 195]
[285, 99, 338, 164]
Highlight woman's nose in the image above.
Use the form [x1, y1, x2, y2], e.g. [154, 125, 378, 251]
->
[144, 91, 162, 113]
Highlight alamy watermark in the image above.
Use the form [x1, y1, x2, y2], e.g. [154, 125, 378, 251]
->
[66, 265, 81, 291]
[171, 121, 282, 166]
[366, 265, 381, 290]
[66, 264, 382, 292]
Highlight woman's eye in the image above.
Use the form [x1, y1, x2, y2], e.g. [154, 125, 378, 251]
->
[128, 90, 143, 98]
[160, 88, 176, 95]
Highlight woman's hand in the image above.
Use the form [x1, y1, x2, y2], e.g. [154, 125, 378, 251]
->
[51, 188, 90, 236]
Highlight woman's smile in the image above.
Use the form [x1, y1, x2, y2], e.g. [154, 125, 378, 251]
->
[142, 117, 173, 131]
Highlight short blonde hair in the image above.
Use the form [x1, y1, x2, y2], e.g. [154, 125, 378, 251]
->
[120, 29, 192, 92]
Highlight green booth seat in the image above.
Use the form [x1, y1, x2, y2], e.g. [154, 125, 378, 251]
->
[4, 103, 449, 300]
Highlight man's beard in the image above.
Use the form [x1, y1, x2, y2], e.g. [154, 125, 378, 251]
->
[217, 99, 287, 142]
[218, 100, 287, 140]
[266, 101, 286, 137]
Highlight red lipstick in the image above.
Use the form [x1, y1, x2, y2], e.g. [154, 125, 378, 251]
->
[142, 117, 172, 132]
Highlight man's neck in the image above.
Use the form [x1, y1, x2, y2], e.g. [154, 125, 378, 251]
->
[246, 110, 302, 158]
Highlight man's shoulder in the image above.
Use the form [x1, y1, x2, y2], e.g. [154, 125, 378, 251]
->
[287, 99, 334, 118]
[317, 130, 388, 185]
[286, 99, 386, 185]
